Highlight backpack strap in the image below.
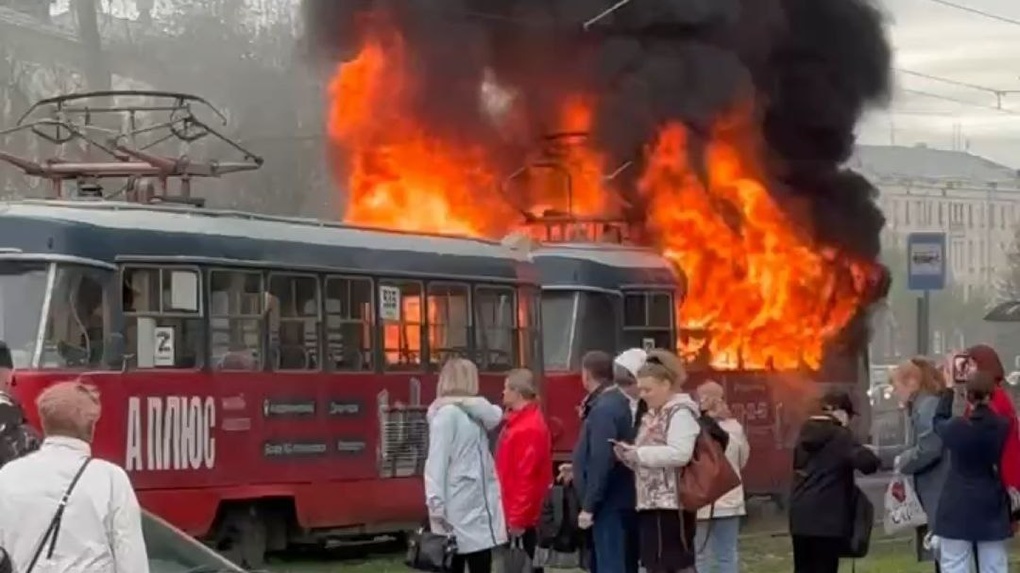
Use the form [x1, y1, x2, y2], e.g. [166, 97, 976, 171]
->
[25, 458, 92, 573]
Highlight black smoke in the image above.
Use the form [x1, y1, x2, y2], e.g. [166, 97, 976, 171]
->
[302, 0, 891, 262]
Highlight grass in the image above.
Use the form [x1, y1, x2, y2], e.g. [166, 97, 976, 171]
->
[265, 524, 1020, 573]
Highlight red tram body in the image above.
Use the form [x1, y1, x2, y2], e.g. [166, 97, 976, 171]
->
[0, 91, 875, 566]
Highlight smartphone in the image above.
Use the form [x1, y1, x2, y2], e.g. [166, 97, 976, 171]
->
[951, 353, 970, 384]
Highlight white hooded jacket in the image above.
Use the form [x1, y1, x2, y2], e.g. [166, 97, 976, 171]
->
[424, 396, 508, 554]
[696, 417, 750, 520]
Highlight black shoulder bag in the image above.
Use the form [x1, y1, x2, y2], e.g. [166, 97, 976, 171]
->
[24, 458, 93, 573]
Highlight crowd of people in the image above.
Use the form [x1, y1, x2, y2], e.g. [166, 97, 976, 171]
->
[423, 342, 1020, 573]
[423, 348, 751, 573]
[884, 345, 1020, 573]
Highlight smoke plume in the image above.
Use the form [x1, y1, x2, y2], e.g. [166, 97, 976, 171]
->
[302, 0, 891, 261]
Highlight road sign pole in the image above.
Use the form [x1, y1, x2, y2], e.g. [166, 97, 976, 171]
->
[916, 290, 930, 356]
[907, 232, 946, 359]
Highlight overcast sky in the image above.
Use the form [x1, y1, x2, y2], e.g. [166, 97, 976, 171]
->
[860, 0, 1020, 167]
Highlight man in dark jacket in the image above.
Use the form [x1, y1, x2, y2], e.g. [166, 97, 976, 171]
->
[571, 351, 637, 573]
[0, 341, 40, 468]
[789, 390, 880, 573]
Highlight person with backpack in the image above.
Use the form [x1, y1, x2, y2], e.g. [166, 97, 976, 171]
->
[932, 369, 1012, 573]
[788, 390, 880, 573]
[0, 341, 40, 468]
[613, 349, 701, 573]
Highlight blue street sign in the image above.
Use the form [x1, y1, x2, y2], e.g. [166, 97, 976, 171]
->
[907, 232, 947, 291]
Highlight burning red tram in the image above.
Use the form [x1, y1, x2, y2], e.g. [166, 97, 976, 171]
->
[0, 91, 879, 565]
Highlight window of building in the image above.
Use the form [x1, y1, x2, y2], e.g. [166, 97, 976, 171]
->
[938, 202, 945, 226]
[990, 205, 997, 229]
[968, 204, 974, 228]
[121, 266, 203, 369]
[324, 276, 374, 371]
[475, 286, 516, 371]
[380, 280, 424, 370]
[209, 270, 264, 371]
[427, 283, 470, 367]
[41, 265, 114, 369]
[268, 274, 320, 371]
[904, 200, 911, 225]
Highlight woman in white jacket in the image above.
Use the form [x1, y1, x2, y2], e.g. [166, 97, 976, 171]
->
[693, 381, 750, 573]
[424, 358, 507, 573]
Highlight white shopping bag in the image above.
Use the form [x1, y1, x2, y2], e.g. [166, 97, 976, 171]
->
[883, 473, 928, 534]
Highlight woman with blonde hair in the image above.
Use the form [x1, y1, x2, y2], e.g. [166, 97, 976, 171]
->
[693, 381, 750, 573]
[0, 380, 148, 573]
[424, 358, 507, 573]
[614, 349, 701, 573]
[891, 356, 950, 552]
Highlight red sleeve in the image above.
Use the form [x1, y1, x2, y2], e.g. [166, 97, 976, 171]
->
[501, 421, 554, 530]
[990, 389, 1020, 490]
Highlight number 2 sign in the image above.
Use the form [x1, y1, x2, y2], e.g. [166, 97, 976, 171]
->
[153, 327, 175, 367]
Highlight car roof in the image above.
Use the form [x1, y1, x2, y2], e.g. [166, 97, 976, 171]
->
[0, 200, 538, 283]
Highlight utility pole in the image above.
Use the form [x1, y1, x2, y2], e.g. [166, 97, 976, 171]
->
[75, 0, 110, 91]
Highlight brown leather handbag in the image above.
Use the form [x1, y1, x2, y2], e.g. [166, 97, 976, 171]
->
[676, 421, 741, 511]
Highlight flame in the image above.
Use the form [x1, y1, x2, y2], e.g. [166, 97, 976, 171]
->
[326, 21, 878, 371]
[639, 122, 872, 369]
[327, 28, 509, 236]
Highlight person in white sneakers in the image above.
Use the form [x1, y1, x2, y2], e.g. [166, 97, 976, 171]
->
[693, 380, 749, 573]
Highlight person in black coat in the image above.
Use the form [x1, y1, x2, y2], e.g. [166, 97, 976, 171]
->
[789, 390, 880, 573]
[932, 370, 1012, 573]
[570, 351, 638, 573]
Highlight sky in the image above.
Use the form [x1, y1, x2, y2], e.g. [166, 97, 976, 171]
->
[861, 0, 1020, 167]
[47, 0, 1020, 168]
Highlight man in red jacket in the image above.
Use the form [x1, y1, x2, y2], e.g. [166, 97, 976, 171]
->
[496, 369, 553, 571]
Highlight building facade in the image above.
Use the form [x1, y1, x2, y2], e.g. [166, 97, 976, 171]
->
[850, 144, 1020, 300]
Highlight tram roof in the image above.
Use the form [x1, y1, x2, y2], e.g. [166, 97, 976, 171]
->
[531, 242, 681, 291]
[0, 200, 537, 283]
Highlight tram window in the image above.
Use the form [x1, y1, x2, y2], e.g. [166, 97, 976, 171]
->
[268, 274, 320, 371]
[427, 283, 470, 367]
[577, 292, 617, 356]
[540, 291, 577, 371]
[0, 261, 48, 368]
[209, 270, 264, 371]
[474, 286, 515, 372]
[621, 291, 674, 351]
[380, 280, 423, 370]
[40, 265, 113, 369]
[121, 267, 203, 369]
[324, 276, 374, 371]
[517, 286, 542, 372]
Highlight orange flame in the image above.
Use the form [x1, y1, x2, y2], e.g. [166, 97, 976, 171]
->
[326, 21, 877, 370]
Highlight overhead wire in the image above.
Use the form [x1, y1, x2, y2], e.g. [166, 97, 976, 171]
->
[900, 88, 1020, 115]
[926, 0, 1020, 27]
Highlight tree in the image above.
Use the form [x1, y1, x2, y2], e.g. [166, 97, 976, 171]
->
[92, 0, 332, 216]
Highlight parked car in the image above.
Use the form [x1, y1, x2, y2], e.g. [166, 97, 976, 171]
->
[145, 509, 243, 573]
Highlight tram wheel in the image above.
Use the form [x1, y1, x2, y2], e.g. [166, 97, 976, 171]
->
[218, 505, 268, 569]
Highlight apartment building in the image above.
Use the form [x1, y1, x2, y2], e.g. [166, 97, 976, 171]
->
[849, 144, 1020, 300]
